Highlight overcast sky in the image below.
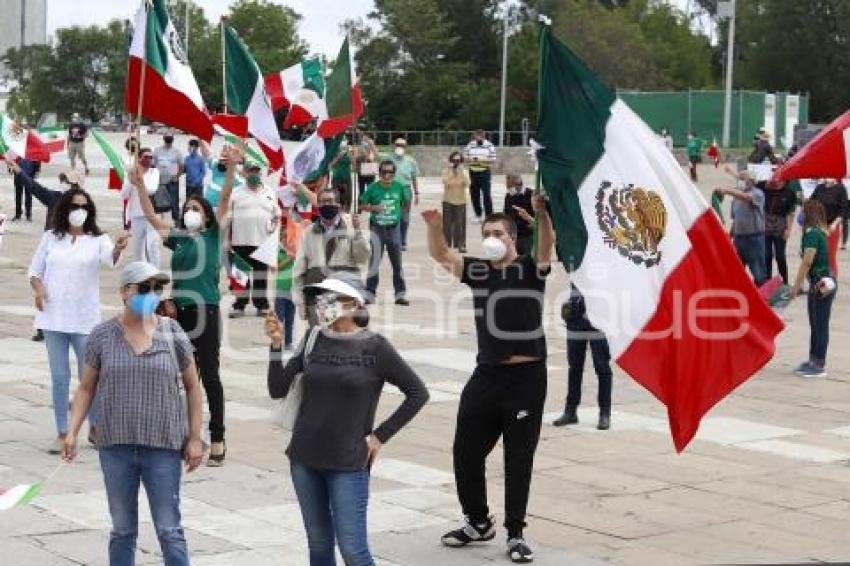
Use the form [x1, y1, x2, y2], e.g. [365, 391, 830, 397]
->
[47, 0, 374, 57]
[47, 0, 707, 56]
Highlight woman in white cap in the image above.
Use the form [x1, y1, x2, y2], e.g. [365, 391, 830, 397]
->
[28, 186, 128, 453]
[62, 261, 205, 566]
[265, 274, 429, 566]
[130, 144, 242, 466]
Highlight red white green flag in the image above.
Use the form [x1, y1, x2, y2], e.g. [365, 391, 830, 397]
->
[229, 252, 252, 291]
[91, 129, 125, 190]
[125, 0, 213, 141]
[0, 114, 51, 162]
[37, 126, 67, 154]
[536, 26, 784, 451]
[264, 57, 327, 128]
[317, 38, 363, 139]
[223, 24, 284, 171]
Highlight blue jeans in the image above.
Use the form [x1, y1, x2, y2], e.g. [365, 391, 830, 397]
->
[733, 233, 767, 286]
[165, 180, 180, 222]
[807, 287, 836, 367]
[44, 330, 96, 435]
[275, 294, 296, 348]
[290, 460, 374, 566]
[99, 446, 188, 566]
[366, 224, 406, 299]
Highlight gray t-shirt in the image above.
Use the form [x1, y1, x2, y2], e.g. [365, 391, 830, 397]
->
[268, 329, 429, 471]
[154, 145, 184, 184]
[731, 187, 765, 236]
[85, 317, 193, 451]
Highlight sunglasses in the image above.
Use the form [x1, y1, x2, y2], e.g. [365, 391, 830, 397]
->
[69, 203, 88, 211]
[135, 281, 164, 295]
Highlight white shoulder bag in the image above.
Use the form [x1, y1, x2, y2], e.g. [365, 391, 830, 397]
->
[272, 327, 321, 431]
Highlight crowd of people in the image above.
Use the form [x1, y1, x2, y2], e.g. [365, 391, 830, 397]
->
[4, 122, 841, 565]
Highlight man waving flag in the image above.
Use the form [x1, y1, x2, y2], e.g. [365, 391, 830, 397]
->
[223, 23, 285, 171]
[125, 0, 213, 141]
[536, 24, 784, 451]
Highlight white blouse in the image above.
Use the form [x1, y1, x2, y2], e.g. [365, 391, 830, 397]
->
[28, 232, 115, 334]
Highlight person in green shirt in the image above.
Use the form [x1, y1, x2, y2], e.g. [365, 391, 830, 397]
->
[274, 223, 297, 351]
[686, 132, 704, 182]
[329, 140, 354, 213]
[132, 143, 243, 467]
[360, 160, 410, 305]
[790, 199, 835, 378]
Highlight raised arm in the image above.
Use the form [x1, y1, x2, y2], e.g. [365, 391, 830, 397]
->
[216, 144, 243, 225]
[533, 194, 554, 270]
[421, 208, 463, 279]
[132, 165, 173, 237]
[266, 312, 306, 397]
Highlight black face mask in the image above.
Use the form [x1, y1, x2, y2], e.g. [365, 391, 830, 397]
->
[318, 204, 339, 221]
[353, 306, 370, 328]
[476, 139, 483, 146]
[216, 162, 228, 173]
[163, 136, 174, 145]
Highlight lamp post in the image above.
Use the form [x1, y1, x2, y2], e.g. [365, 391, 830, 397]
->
[498, 6, 517, 147]
[720, 0, 736, 148]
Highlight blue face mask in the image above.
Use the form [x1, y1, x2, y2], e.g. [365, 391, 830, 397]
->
[128, 293, 160, 317]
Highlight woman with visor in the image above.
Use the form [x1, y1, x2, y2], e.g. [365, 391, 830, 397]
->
[265, 273, 429, 566]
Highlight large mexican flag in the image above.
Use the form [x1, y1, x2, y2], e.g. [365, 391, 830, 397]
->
[317, 38, 363, 138]
[125, 0, 213, 141]
[223, 24, 285, 171]
[536, 26, 784, 451]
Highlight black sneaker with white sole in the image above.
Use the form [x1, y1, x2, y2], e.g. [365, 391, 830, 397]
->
[441, 515, 496, 547]
[507, 537, 534, 563]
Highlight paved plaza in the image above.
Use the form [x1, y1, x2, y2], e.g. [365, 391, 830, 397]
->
[0, 143, 849, 565]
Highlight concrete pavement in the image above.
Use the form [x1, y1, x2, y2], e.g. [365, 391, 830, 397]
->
[0, 157, 849, 565]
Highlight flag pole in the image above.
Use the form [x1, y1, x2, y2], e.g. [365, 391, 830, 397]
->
[220, 17, 228, 114]
[531, 15, 551, 257]
[133, 0, 151, 164]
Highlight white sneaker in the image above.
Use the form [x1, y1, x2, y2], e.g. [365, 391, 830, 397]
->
[472, 216, 482, 224]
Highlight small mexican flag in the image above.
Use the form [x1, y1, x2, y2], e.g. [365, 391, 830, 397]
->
[0, 482, 43, 511]
[125, 0, 213, 141]
[286, 132, 343, 184]
[223, 23, 285, 171]
[0, 114, 51, 162]
[229, 252, 252, 291]
[264, 57, 327, 128]
[92, 129, 125, 190]
[37, 126, 67, 154]
[317, 38, 363, 139]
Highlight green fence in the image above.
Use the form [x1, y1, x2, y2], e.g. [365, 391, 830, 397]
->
[617, 90, 809, 148]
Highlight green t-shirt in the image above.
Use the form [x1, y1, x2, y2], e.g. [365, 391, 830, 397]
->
[332, 153, 352, 184]
[361, 180, 409, 226]
[801, 226, 830, 280]
[165, 226, 222, 307]
[686, 137, 704, 158]
[276, 249, 295, 292]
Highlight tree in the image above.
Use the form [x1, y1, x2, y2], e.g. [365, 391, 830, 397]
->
[225, 0, 308, 73]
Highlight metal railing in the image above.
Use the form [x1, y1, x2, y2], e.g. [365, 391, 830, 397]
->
[361, 130, 535, 147]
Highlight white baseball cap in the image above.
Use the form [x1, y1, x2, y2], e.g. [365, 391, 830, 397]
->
[306, 275, 365, 305]
[119, 261, 171, 286]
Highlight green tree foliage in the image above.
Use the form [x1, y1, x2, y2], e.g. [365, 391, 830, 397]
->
[352, 0, 717, 131]
[1, 0, 308, 122]
[711, 0, 849, 121]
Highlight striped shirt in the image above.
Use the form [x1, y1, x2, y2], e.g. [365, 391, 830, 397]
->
[463, 139, 497, 172]
[85, 317, 194, 451]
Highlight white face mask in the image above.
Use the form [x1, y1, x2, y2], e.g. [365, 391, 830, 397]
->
[316, 295, 347, 327]
[68, 208, 88, 228]
[183, 210, 203, 231]
[394, 146, 405, 157]
[482, 236, 508, 261]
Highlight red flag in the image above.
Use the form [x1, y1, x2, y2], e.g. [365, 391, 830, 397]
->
[774, 110, 850, 182]
[211, 113, 249, 138]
